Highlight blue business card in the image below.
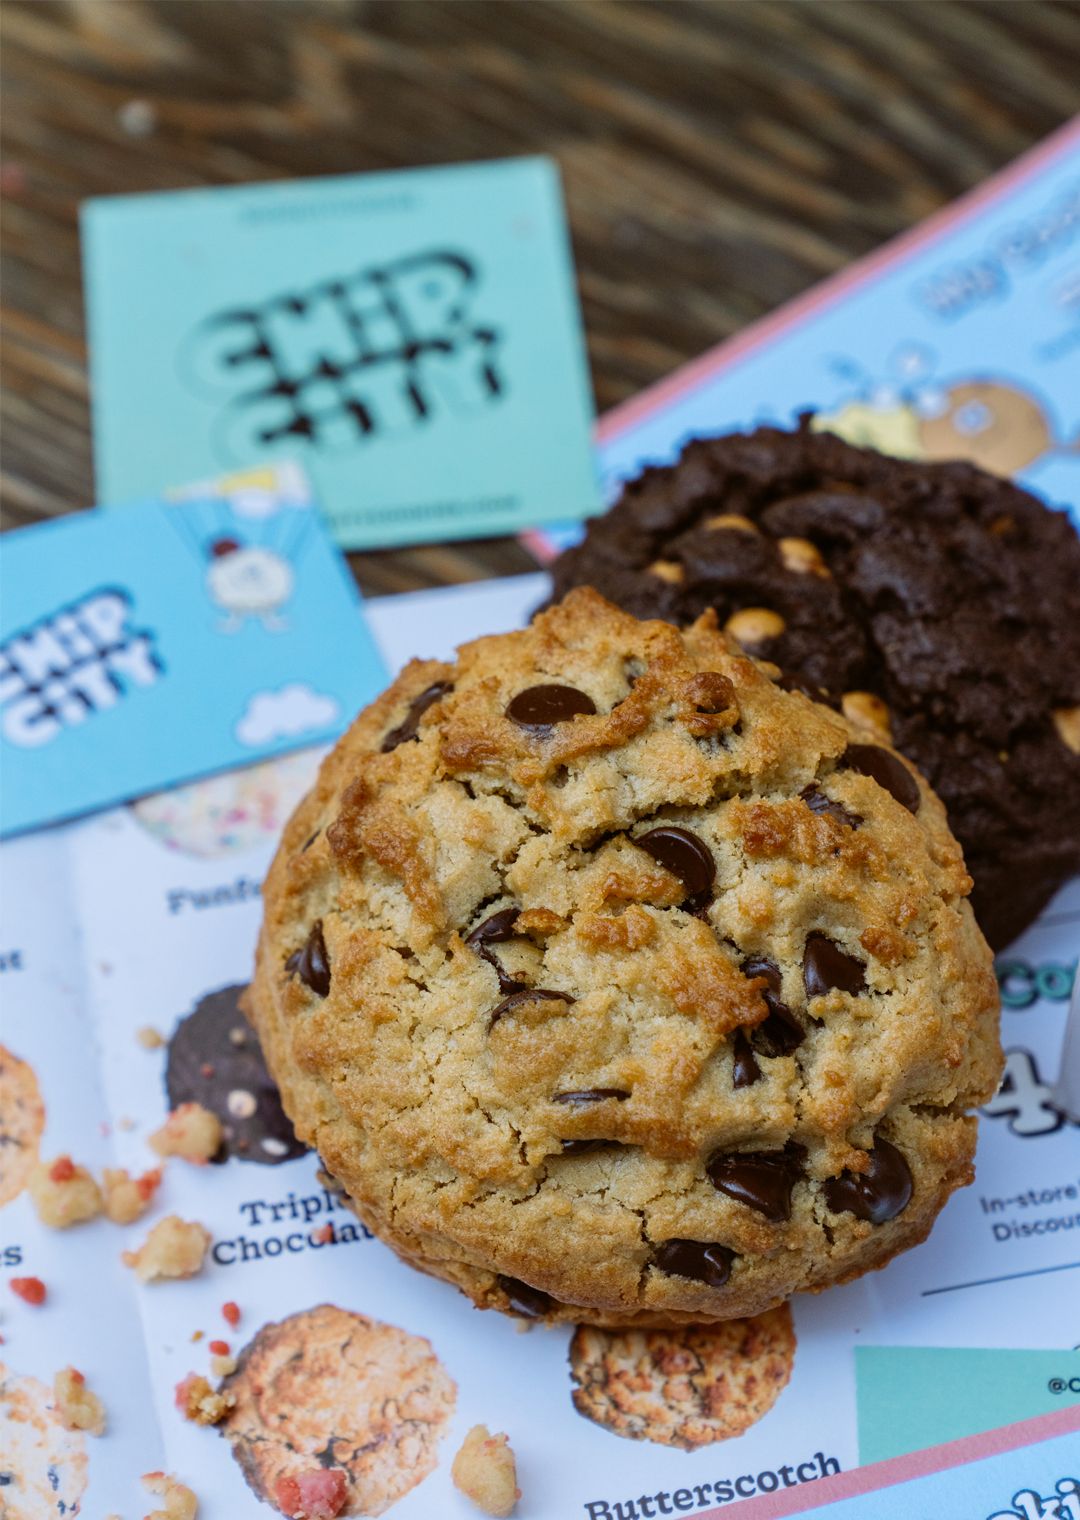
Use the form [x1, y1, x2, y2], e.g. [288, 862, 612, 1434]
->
[0, 464, 386, 836]
[82, 157, 600, 549]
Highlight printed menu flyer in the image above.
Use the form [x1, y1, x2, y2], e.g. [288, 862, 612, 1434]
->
[3, 128, 1079, 1519]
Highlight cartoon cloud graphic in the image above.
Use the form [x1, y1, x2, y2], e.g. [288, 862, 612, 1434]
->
[236, 684, 339, 747]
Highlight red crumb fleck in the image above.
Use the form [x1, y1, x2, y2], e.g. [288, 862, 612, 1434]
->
[208, 1340, 229, 1356]
[222, 1301, 241, 1327]
[200, 1063, 215, 1078]
[174, 1373, 198, 1411]
[274, 1469, 348, 1518]
[312, 1223, 334, 1245]
[135, 1168, 164, 1202]
[49, 1156, 76, 1183]
[10, 1276, 46, 1305]
[69, 1368, 85, 1385]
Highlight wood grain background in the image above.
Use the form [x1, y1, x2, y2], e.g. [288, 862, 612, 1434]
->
[2, 0, 1078, 593]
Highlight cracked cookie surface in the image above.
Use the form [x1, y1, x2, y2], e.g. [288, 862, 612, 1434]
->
[547, 422, 1080, 949]
[248, 589, 1001, 1326]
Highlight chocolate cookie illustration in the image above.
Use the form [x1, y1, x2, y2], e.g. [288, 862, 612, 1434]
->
[569, 1306, 796, 1449]
[0, 1362, 89, 1518]
[130, 750, 322, 858]
[0, 1047, 45, 1208]
[221, 1304, 457, 1516]
[165, 986, 306, 1165]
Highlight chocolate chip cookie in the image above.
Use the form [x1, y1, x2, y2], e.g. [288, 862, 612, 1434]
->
[247, 589, 1001, 1327]
[547, 423, 1080, 948]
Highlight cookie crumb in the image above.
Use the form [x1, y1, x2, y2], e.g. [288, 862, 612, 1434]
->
[123, 1216, 211, 1282]
[10, 1275, 46, 1305]
[150, 1103, 223, 1165]
[273, 1469, 349, 1519]
[103, 1166, 163, 1224]
[54, 1365, 107, 1435]
[137, 1025, 166, 1049]
[451, 1424, 519, 1517]
[142, 1471, 198, 1520]
[210, 1352, 237, 1378]
[174, 1371, 234, 1425]
[28, 1156, 103, 1227]
[221, 1300, 241, 1327]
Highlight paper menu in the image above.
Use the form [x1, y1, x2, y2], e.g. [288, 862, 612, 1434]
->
[2, 579, 1077, 1520]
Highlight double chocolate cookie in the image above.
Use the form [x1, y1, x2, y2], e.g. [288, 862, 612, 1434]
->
[548, 422, 1080, 948]
[248, 589, 1001, 1326]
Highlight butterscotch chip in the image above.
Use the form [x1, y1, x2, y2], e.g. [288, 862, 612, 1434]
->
[704, 513, 758, 533]
[842, 691, 893, 742]
[247, 590, 1000, 1328]
[569, 1306, 796, 1448]
[724, 607, 785, 648]
[778, 536, 829, 576]
[53, 1367, 107, 1436]
[28, 1157, 103, 1229]
[451, 1425, 519, 1517]
[150, 1103, 223, 1165]
[123, 1216, 211, 1282]
[1053, 706, 1080, 754]
[137, 1025, 165, 1049]
[647, 559, 684, 584]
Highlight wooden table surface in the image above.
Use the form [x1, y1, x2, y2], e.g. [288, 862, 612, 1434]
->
[2, 0, 1078, 594]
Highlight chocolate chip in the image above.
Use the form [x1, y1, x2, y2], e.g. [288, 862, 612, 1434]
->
[497, 1274, 553, 1318]
[823, 1138, 913, 1224]
[800, 785, 861, 829]
[707, 1145, 806, 1222]
[741, 956, 804, 1057]
[505, 684, 597, 730]
[285, 921, 331, 997]
[842, 744, 920, 813]
[300, 830, 320, 852]
[560, 1137, 624, 1155]
[381, 681, 452, 752]
[802, 933, 866, 997]
[732, 1031, 762, 1088]
[466, 908, 525, 995]
[653, 1238, 735, 1289]
[636, 826, 716, 912]
[552, 1088, 630, 1105]
[777, 671, 837, 706]
[489, 988, 573, 1028]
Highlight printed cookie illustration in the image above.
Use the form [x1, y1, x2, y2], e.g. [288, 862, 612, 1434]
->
[130, 749, 322, 858]
[0, 1047, 45, 1208]
[222, 1304, 457, 1516]
[916, 379, 1055, 476]
[569, 1307, 796, 1449]
[165, 986, 306, 1165]
[0, 1363, 89, 1518]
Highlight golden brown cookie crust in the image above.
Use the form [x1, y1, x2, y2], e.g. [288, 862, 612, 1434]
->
[248, 589, 1001, 1326]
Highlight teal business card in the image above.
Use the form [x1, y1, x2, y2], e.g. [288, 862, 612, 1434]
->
[82, 158, 600, 549]
[0, 464, 386, 836]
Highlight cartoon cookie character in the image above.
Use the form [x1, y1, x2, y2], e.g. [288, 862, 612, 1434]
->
[205, 535, 294, 632]
[222, 1305, 457, 1516]
[917, 379, 1056, 476]
[164, 986, 306, 1165]
[129, 749, 321, 858]
[0, 1047, 45, 1208]
[0, 1363, 89, 1518]
[569, 1306, 796, 1449]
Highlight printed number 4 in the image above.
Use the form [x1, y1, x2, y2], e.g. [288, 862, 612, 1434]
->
[982, 1048, 1066, 1137]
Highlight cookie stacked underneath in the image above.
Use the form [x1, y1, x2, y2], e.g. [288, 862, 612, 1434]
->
[248, 589, 1001, 1327]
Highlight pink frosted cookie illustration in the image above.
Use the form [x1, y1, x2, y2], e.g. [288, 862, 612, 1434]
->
[222, 1304, 456, 1515]
[129, 749, 322, 858]
[569, 1306, 795, 1449]
[0, 1047, 45, 1208]
[0, 1363, 89, 1518]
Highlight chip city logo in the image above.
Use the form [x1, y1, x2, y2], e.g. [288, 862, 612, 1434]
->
[183, 250, 505, 461]
[0, 588, 162, 747]
[987, 1477, 1080, 1520]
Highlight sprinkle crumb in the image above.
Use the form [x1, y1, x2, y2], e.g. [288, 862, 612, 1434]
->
[174, 1372, 234, 1426]
[123, 1216, 211, 1282]
[137, 1025, 166, 1049]
[221, 1301, 241, 1327]
[142, 1470, 199, 1520]
[451, 1424, 520, 1517]
[208, 1339, 229, 1355]
[150, 1103, 223, 1165]
[272, 1469, 348, 1518]
[10, 1276, 47, 1306]
[312, 1223, 334, 1244]
[54, 1365, 107, 1435]
[28, 1157, 103, 1228]
[103, 1166, 163, 1225]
